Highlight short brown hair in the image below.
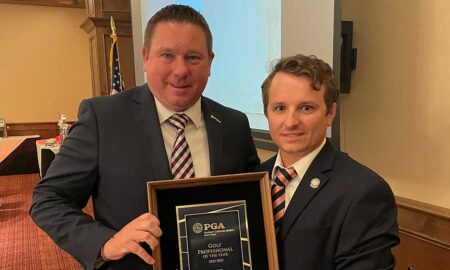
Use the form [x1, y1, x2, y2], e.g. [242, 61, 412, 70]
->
[143, 4, 213, 55]
[261, 54, 339, 115]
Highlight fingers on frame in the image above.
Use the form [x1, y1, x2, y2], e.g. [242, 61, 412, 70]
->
[136, 221, 163, 239]
[129, 241, 155, 265]
[148, 224, 163, 238]
[139, 213, 160, 225]
[138, 231, 160, 250]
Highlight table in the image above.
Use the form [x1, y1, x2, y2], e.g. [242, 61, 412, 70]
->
[1, 138, 24, 163]
[0, 135, 40, 175]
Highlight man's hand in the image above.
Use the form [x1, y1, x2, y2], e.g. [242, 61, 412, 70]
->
[102, 213, 162, 264]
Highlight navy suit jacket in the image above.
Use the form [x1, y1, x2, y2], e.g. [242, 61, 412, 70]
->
[256, 140, 399, 270]
[30, 84, 260, 269]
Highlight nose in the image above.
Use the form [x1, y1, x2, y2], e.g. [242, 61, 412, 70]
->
[284, 110, 299, 128]
[172, 58, 189, 78]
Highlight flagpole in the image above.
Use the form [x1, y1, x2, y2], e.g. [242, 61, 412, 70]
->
[109, 17, 126, 95]
[110, 16, 117, 37]
[110, 17, 122, 76]
[109, 17, 117, 94]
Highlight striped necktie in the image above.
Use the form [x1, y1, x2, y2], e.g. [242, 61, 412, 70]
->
[168, 113, 195, 179]
[272, 167, 297, 230]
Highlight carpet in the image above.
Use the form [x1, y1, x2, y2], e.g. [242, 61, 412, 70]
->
[0, 174, 93, 270]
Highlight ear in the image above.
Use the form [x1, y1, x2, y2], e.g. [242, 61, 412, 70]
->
[326, 102, 337, 126]
[208, 52, 215, 75]
[142, 47, 149, 71]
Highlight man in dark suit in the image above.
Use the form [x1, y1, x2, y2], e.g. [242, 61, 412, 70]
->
[30, 5, 259, 270]
[257, 54, 399, 269]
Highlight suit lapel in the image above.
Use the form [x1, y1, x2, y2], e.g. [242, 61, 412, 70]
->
[201, 98, 223, 176]
[279, 141, 336, 240]
[131, 85, 172, 180]
[259, 155, 277, 174]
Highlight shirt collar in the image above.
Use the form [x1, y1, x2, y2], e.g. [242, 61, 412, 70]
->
[154, 96, 202, 128]
[271, 138, 327, 179]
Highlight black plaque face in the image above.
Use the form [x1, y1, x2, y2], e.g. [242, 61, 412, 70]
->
[176, 201, 252, 270]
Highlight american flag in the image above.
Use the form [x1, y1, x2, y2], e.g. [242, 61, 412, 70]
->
[109, 17, 125, 95]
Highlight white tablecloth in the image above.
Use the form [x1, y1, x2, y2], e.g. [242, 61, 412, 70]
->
[36, 139, 60, 177]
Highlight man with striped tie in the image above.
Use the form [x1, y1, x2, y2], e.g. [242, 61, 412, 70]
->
[30, 5, 259, 270]
[256, 54, 399, 269]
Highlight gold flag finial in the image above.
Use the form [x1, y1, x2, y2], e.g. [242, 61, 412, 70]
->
[110, 16, 117, 38]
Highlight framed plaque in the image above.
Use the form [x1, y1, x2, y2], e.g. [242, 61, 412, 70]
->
[147, 172, 279, 270]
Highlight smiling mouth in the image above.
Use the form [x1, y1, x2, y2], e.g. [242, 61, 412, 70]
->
[168, 83, 189, 88]
[282, 133, 304, 138]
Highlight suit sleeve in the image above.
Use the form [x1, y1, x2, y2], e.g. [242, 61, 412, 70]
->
[29, 100, 116, 270]
[335, 178, 400, 270]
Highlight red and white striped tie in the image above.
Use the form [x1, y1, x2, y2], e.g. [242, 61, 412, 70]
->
[168, 113, 195, 179]
[272, 167, 297, 230]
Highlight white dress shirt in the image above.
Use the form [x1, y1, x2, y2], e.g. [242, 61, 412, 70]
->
[271, 138, 326, 208]
[154, 97, 211, 177]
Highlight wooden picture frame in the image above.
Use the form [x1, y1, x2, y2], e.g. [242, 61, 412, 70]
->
[147, 172, 279, 270]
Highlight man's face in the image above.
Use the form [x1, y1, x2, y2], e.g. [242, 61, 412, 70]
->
[267, 72, 336, 167]
[142, 22, 214, 111]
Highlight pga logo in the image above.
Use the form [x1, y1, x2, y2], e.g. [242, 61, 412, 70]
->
[192, 223, 203, 234]
[192, 222, 225, 233]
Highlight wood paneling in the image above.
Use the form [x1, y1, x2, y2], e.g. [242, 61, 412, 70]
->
[396, 196, 450, 248]
[394, 196, 450, 270]
[84, 0, 130, 19]
[101, 0, 130, 15]
[394, 233, 450, 270]
[5, 122, 59, 139]
[0, 0, 85, 8]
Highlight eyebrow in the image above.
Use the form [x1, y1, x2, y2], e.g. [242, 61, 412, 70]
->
[155, 46, 206, 56]
[269, 100, 318, 106]
[269, 101, 286, 105]
[155, 47, 174, 53]
[185, 50, 205, 57]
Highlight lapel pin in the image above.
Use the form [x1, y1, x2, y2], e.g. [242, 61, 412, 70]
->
[310, 178, 320, 189]
[210, 114, 222, 124]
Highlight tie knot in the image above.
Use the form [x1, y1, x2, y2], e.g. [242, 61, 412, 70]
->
[273, 167, 297, 187]
[168, 113, 189, 131]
